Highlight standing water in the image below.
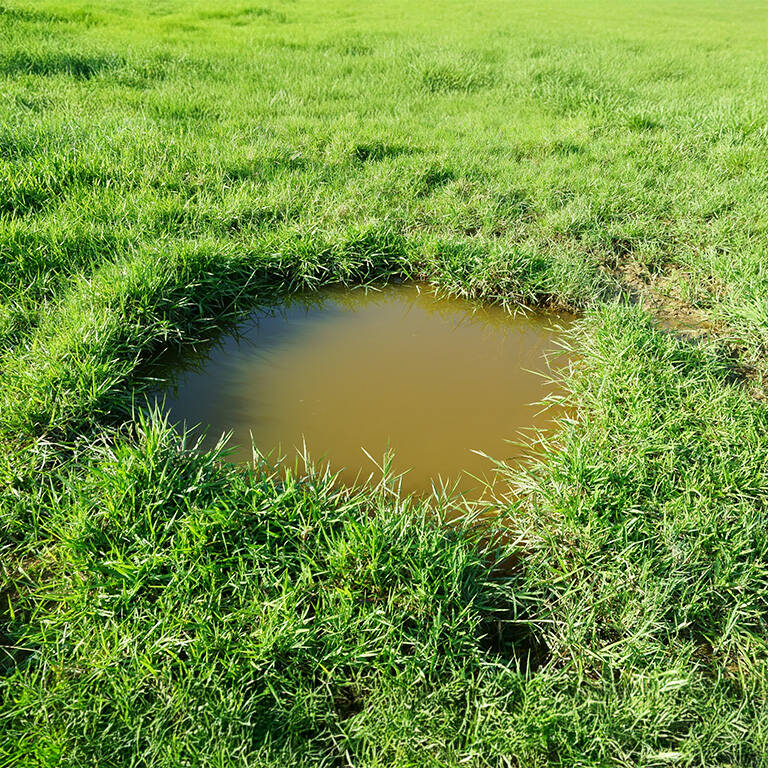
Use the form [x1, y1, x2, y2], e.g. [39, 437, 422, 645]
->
[154, 283, 573, 496]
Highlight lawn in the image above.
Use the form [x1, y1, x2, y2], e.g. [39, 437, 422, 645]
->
[1, 0, 768, 765]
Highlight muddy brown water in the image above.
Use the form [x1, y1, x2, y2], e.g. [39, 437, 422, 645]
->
[153, 283, 573, 497]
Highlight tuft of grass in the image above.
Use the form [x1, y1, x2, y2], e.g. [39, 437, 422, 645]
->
[1, 415, 532, 766]
[0, 50, 121, 79]
[421, 60, 496, 93]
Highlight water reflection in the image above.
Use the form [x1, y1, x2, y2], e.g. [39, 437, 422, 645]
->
[152, 283, 573, 496]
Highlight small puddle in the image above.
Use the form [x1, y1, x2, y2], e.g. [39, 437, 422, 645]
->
[152, 283, 573, 497]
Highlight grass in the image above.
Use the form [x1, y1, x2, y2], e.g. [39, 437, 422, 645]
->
[1, 0, 768, 764]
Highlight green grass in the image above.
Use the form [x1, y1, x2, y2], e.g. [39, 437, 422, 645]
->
[2, 0, 768, 764]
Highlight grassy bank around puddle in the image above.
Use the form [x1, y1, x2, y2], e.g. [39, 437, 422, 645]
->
[2, 0, 768, 765]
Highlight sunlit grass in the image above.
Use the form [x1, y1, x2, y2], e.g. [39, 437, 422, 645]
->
[2, 0, 768, 764]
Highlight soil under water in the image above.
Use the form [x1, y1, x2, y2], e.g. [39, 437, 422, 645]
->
[153, 283, 573, 497]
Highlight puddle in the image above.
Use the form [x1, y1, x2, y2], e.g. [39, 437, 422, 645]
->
[152, 283, 574, 496]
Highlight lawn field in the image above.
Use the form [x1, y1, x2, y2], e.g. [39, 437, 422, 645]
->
[2, 0, 768, 765]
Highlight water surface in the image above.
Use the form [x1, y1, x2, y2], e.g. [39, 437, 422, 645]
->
[155, 283, 572, 495]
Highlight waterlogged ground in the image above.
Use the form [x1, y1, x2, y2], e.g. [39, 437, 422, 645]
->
[156, 284, 572, 495]
[3, 0, 768, 765]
